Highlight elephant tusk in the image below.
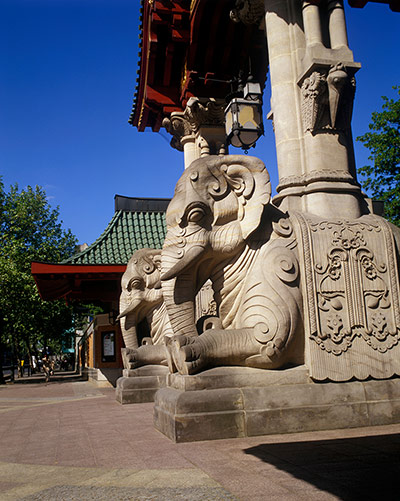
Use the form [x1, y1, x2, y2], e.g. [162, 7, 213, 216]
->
[161, 245, 206, 281]
[153, 279, 162, 289]
[117, 299, 142, 319]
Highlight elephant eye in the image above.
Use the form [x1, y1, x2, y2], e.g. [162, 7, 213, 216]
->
[127, 278, 143, 291]
[187, 207, 205, 223]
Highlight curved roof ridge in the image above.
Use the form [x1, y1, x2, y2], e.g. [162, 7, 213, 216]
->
[62, 208, 167, 266]
[62, 211, 124, 264]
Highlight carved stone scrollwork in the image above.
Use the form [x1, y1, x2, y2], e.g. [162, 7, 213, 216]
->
[230, 0, 265, 25]
[162, 98, 225, 152]
[162, 113, 192, 152]
[185, 97, 225, 132]
[300, 63, 356, 134]
[293, 212, 400, 381]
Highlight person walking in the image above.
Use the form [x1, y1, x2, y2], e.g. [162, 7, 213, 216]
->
[42, 355, 51, 382]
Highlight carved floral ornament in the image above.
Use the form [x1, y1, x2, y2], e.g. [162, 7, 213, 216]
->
[300, 63, 356, 134]
[294, 214, 400, 359]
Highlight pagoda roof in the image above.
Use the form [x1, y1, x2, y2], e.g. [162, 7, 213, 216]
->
[32, 195, 170, 302]
[64, 195, 169, 265]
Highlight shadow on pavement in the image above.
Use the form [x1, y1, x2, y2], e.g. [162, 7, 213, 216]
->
[244, 434, 400, 500]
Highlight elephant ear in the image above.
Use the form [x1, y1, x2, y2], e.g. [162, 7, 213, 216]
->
[143, 252, 162, 289]
[221, 156, 271, 240]
[152, 254, 162, 272]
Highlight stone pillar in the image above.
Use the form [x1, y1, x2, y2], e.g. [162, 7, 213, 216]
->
[302, 1, 323, 47]
[263, 0, 306, 212]
[180, 136, 197, 168]
[263, 0, 365, 218]
[163, 98, 227, 170]
[231, 0, 365, 218]
[327, 0, 349, 49]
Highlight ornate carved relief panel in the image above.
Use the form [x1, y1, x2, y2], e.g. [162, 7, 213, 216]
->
[292, 212, 400, 381]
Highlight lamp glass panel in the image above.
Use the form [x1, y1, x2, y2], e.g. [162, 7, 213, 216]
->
[225, 105, 233, 135]
[239, 130, 260, 147]
[238, 103, 257, 129]
[230, 133, 243, 148]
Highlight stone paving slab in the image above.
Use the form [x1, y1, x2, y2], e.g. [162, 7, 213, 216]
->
[0, 378, 399, 500]
[21, 486, 238, 501]
[0, 463, 234, 501]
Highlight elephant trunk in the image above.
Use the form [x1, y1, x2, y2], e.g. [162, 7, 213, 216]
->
[161, 275, 198, 338]
[119, 315, 139, 349]
[161, 226, 208, 338]
[119, 294, 139, 349]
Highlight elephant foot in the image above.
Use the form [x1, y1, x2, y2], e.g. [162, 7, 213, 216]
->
[169, 335, 207, 375]
[122, 348, 140, 370]
[123, 345, 169, 370]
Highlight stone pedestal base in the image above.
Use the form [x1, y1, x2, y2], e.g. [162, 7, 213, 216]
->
[153, 366, 400, 442]
[115, 365, 169, 404]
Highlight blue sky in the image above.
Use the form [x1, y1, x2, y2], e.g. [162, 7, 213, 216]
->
[1, 0, 399, 246]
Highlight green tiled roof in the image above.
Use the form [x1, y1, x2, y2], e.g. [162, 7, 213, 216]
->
[63, 196, 169, 265]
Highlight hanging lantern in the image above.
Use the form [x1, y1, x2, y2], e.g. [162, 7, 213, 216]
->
[225, 81, 264, 150]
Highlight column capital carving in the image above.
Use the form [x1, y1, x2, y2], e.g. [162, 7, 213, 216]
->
[185, 97, 226, 132]
[163, 98, 225, 152]
[162, 113, 192, 152]
[230, 0, 265, 25]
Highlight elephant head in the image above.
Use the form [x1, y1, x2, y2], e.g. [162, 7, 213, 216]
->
[118, 248, 163, 349]
[161, 155, 271, 339]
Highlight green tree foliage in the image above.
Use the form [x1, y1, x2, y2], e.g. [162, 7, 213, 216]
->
[357, 87, 400, 227]
[0, 179, 77, 373]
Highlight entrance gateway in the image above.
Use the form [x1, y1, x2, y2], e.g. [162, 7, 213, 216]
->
[123, 0, 400, 442]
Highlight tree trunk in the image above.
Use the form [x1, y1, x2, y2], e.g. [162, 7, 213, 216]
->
[0, 342, 5, 384]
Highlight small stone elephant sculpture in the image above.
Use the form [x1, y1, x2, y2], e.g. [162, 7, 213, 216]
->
[161, 155, 304, 374]
[118, 248, 173, 369]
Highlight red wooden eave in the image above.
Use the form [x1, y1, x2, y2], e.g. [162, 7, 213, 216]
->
[31, 262, 126, 302]
[130, 0, 267, 132]
[31, 262, 126, 275]
[131, 0, 398, 132]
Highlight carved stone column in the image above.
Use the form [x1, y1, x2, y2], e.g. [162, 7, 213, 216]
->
[163, 98, 226, 169]
[254, 0, 311, 214]
[162, 112, 196, 168]
[231, 0, 364, 218]
[265, 0, 364, 217]
[327, 0, 349, 49]
[302, 1, 323, 47]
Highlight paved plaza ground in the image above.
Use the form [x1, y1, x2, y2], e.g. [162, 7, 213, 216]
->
[0, 373, 399, 500]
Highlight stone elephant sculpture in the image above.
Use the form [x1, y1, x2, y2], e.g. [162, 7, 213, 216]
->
[118, 248, 173, 369]
[161, 155, 304, 375]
